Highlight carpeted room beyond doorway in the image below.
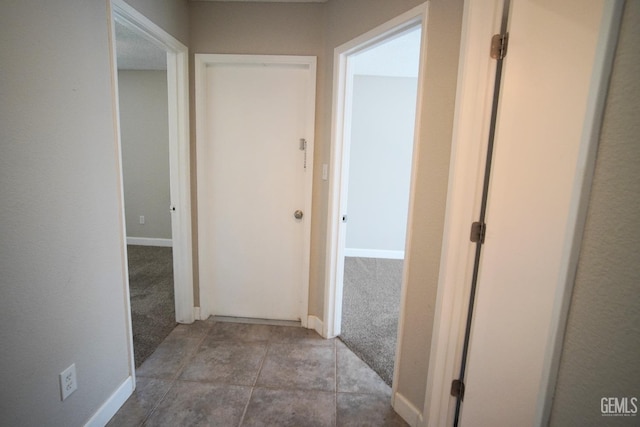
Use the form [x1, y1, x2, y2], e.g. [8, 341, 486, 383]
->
[127, 245, 176, 367]
[340, 256, 403, 385]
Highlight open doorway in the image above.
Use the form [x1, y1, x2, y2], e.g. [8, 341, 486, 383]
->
[340, 27, 421, 385]
[110, 0, 193, 370]
[325, 5, 426, 389]
[115, 20, 175, 367]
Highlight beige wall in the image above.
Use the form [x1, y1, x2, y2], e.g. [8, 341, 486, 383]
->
[0, 0, 188, 425]
[188, 0, 464, 411]
[119, 70, 172, 240]
[550, 1, 640, 425]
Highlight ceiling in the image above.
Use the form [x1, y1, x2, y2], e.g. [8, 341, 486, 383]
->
[191, 1, 327, 2]
[115, 0, 329, 70]
[115, 19, 167, 71]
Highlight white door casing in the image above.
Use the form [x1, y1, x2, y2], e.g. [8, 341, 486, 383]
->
[196, 54, 316, 324]
[110, 0, 194, 336]
[324, 3, 428, 338]
[424, 0, 623, 425]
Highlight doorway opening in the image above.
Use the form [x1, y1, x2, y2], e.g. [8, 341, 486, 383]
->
[109, 0, 193, 371]
[324, 3, 427, 390]
[340, 27, 421, 385]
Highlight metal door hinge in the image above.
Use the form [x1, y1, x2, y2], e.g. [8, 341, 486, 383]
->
[490, 33, 509, 60]
[451, 379, 465, 400]
[470, 221, 486, 244]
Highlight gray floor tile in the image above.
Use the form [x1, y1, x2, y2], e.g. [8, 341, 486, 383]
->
[242, 388, 335, 427]
[144, 381, 251, 427]
[169, 320, 214, 339]
[337, 348, 391, 395]
[336, 338, 349, 350]
[110, 321, 411, 426]
[257, 343, 336, 392]
[180, 339, 267, 385]
[208, 321, 274, 342]
[106, 378, 172, 427]
[136, 334, 202, 379]
[336, 393, 408, 427]
[270, 325, 335, 346]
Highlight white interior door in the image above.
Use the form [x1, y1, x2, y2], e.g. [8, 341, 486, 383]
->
[459, 0, 607, 425]
[196, 55, 316, 322]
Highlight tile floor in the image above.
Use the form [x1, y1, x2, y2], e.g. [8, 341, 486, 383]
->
[108, 319, 408, 426]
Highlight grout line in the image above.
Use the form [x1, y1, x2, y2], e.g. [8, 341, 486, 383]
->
[237, 387, 255, 427]
[139, 377, 176, 427]
[239, 335, 271, 426]
[172, 328, 211, 380]
[334, 338, 338, 427]
[138, 323, 213, 426]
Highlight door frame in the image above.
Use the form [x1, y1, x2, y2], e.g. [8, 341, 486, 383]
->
[422, 0, 624, 425]
[323, 4, 428, 338]
[109, 0, 194, 330]
[194, 54, 316, 326]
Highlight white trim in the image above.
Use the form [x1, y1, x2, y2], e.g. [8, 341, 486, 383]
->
[392, 391, 424, 427]
[534, 2, 624, 424]
[195, 54, 316, 324]
[421, 1, 502, 425]
[106, 0, 137, 402]
[344, 248, 405, 259]
[306, 315, 324, 335]
[324, 2, 429, 343]
[194, 306, 202, 321]
[422, 1, 624, 426]
[84, 376, 134, 427]
[126, 237, 173, 247]
[111, 0, 194, 325]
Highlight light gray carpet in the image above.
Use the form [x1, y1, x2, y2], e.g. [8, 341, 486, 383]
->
[127, 245, 176, 367]
[340, 257, 403, 386]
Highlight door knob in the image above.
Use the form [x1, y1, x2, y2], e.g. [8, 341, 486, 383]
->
[294, 210, 304, 219]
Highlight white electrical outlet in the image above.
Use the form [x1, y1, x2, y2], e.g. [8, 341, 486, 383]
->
[139, 215, 145, 225]
[59, 363, 77, 401]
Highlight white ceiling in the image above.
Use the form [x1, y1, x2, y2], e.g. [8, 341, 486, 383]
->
[115, 19, 167, 71]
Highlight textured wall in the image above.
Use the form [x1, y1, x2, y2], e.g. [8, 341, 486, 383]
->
[119, 70, 172, 240]
[550, 1, 640, 425]
[0, 1, 130, 425]
[0, 1, 189, 425]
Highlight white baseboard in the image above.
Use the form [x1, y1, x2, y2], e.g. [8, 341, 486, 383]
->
[84, 375, 134, 427]
[307, 315, 324, 337]
[344, 248, 405, 259]
[392, 391, 423, 427]
[126, 237, 173, 247]
[193, 306, 202, 321]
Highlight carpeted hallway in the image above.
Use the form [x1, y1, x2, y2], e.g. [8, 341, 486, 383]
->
[127, 245, 176, 367]
[340, 256, 403, 386]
